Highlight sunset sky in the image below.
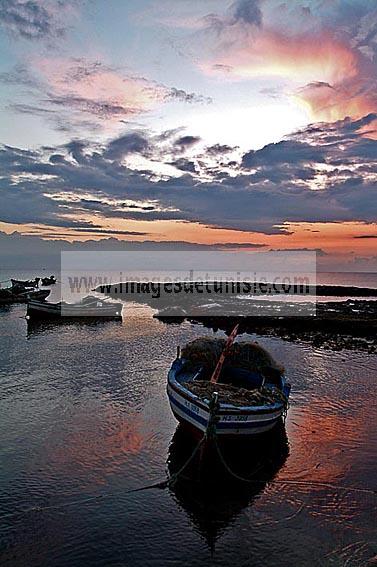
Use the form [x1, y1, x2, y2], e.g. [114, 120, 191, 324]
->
[0, 0, 376, 270]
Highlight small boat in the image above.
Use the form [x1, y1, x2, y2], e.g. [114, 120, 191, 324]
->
[0, 288, 50, 304]
[167, 330, 290, 437]
[21, 289, 50, 302]
[27, 295, 123, 319]
[41, 276, 57, 286]
[11, 278, 39, 289]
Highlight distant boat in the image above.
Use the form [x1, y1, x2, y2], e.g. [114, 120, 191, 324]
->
[0, 288, 50, 305]
[41, 276, 57, 286]
[11, 278, 39, 289]
[27, 296, 123, 320]
[167, 333, 290, 437]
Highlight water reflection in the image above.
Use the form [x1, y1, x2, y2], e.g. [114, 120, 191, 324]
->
[26, 317, 122, 338]
[167, 421, 289, 550]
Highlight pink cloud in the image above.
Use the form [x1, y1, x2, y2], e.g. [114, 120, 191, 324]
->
[201, 26, 377, 123]
[202, 30, 358, 83]
[17, 57, 210, 135]
[35, 58, 164, 118]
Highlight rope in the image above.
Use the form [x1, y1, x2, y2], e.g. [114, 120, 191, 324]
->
[1, 392, 375, 524]
[213, 436, 377, 495]
[0, 495, 104, 520]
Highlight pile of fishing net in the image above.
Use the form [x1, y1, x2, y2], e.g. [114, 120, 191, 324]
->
[181, 337, 284, 374]
[185, 380, 287, 407]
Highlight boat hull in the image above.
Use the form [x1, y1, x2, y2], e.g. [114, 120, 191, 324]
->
[167, 360, 290, 437]
[27, 300, 123, 320]
[0, 289, 50, 304]
[167, 384, 284, 436]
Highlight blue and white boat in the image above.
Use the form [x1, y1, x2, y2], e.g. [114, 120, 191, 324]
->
[167, 340, 290, 437]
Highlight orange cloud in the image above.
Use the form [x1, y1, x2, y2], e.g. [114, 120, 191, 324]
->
[203, 29, 376, 123]
[204, 31, 358, 84]
[297, 79, 377, 124]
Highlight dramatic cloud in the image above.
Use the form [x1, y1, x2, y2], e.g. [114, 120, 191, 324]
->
[0, 114, 376, 235]
[173, 135, 201, 153]
[196, 0, 377, 123]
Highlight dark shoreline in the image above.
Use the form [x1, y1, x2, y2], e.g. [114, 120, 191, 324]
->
[98, 281, 377, 297]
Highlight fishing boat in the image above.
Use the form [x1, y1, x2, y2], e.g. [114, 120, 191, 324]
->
[167, 327, 290, 437]
[0, 288, 50, 305]
[41, 276, 57, 286]
[26, 295, 123, 320]
[11, 278, 39, 289]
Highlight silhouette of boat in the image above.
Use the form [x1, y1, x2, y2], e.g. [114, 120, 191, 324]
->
[167, 421, 289, 549]
[0, 287, 50, 304]
[41, 276, 57, 286]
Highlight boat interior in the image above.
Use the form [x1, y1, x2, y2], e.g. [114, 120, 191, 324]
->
[175, 360, 284, 391]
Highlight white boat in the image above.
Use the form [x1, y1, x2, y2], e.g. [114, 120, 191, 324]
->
[167, 335, 290, 437]
[27, 296, 123, 320]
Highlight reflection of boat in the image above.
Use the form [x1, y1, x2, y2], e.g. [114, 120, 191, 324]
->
[168, 422, 289, 548]
[167, 336, 290, 437]
[0, 288, 50, 304]
[41, 276, 57, 286]
[26, 316, 122, 337]
[27, 295, 123, 320]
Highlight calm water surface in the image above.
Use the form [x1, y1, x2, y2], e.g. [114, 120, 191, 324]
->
[0, 301, 376, 567]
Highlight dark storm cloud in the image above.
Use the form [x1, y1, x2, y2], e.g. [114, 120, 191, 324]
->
[173, 135, 201, 155]
[242, 140, 326, 168]
[170, 158, 198, 173]
[0, 114, 376, 235]
[103, 132, 150, 161]
[174, 135, 201, 148]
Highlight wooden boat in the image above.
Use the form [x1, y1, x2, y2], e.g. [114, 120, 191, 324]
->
[27, 296, 123, 319]
[11, 278, 39, 289]
[0, 288, 50, 304]
[41, 276, 57, 286]
[167, 332, 290, 437]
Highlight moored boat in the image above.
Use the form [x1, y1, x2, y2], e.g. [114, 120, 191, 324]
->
[41, 276, 57, 286]
[27, 295, 123, 319]
[167, 333, 290, 437]
[11, 278, 39, 289]
[0, 288, 50, 304]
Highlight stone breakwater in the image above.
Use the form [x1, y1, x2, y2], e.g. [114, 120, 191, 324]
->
[158, 300, 377, 353]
